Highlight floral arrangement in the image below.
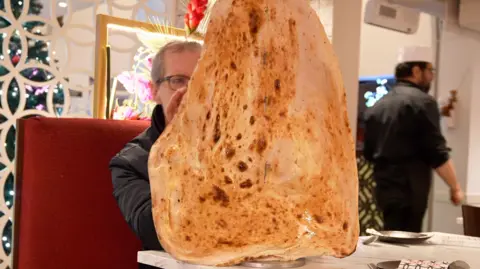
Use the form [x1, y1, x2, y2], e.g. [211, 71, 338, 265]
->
[184, 0, 209, 35]
[111, 47, 155, 121]
[110, 0, 215, 121]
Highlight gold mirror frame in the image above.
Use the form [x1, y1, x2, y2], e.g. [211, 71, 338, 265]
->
[93, 14, 201, 119]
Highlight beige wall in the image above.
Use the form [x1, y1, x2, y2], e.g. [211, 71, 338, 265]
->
[432, 23, 480, 233]
[359, 0, 435, 77]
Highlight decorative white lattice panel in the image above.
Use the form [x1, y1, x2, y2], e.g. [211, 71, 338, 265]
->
[0, 0, 176, 267]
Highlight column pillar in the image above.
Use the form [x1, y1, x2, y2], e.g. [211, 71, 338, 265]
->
[332, 0, 362, 139]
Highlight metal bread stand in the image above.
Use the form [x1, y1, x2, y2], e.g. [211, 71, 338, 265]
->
[241, 259, 306, 268]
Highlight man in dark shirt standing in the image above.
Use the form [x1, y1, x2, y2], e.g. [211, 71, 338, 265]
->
[109, 41, 202, 268]
[363, 46, 464, 232]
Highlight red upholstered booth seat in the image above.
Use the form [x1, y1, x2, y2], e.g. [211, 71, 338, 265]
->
[14, 118, 150, 269]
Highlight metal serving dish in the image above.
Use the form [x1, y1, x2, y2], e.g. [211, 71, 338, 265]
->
[375, 260, 401, 269]
[376, 230, 433, 244]
[241, 259, 306, 268]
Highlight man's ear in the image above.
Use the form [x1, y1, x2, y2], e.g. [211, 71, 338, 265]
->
[412, 66, 422, 79]
[150, 81, 161, 104]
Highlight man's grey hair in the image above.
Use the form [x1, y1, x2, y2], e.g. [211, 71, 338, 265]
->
[150, 41, 202, 84]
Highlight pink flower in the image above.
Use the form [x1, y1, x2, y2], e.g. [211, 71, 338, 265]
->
[117, 71, 136, 94]
[117, 71, 153, 102]
[146, 56, 153, 69]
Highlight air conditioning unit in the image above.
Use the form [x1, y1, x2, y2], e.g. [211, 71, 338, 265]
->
[458, 0, 480, 33]
[387, 0, 448, 18]
[364, 0, 421, 34]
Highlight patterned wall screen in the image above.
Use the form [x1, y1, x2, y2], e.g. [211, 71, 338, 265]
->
[0, 0, 175, 267]
[357, 155, 383, 235]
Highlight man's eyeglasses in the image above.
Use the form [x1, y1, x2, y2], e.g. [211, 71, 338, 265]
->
[156, 75, 190, 91]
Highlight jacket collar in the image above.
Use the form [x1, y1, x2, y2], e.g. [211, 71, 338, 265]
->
[147, 105, 166, 141]
[395, 79, 426, 93]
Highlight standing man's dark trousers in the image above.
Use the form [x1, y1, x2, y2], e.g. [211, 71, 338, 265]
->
[374, 162, 432, 233]
[381, 203, 426, 233]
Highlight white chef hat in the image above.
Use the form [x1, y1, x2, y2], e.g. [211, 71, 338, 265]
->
[397, 46, 433, 64]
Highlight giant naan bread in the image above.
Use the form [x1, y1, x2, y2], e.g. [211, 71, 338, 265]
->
[149, 0, 359, 265]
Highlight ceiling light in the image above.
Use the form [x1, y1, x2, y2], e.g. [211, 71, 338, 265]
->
[58, 2, 67, 8]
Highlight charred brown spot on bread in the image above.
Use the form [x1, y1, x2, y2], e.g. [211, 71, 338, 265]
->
[198, 176, 204, 182]
[249, 116, 255, 125]
[262, 52, 268, 65]
[199, 196, 206, 203]
[225, 146, 236, 159]
[327, 212, 332, 217]
[296, 214, 302, 219]
[248, 8, 263, 36]
[243, 193, 252, 199]
[224, 176, 233, 184]
[270, 7, 277, 20]
[248, 157, 253, 162]
[256, 137, 267, 154]
[206, 110, 211, 120]
[236, 133, 242, 140]
[223, 111, 228, 118]
[288, 18, 298, 46]
[214, 114, 221, 143]
[185, 236, 191, 241]
[212, 185, 229, 206]
[239, 179, 253, 189]
[314, 215, 324, 224]
[216, 219, 227, 228]
[217, 239, 233, 246]
[238, 161, 248, 172]
[230, 61, 237, 70]
[274, 79, 281, 92]
[343, 222, 349, 231]
[243, 105, 248, 110]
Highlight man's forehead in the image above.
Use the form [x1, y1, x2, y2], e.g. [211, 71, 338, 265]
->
[163, 49, 200, 75]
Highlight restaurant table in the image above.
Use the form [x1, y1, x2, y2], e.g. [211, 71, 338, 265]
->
[138, 232, 480, 269]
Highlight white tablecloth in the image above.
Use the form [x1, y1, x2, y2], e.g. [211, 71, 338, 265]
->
[138, 232, 480, 269]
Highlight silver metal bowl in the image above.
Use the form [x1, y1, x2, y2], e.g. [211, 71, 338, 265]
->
[376, 230, 433, 244]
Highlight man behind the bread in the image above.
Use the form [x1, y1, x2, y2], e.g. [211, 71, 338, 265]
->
[109, 41, 202, 267]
